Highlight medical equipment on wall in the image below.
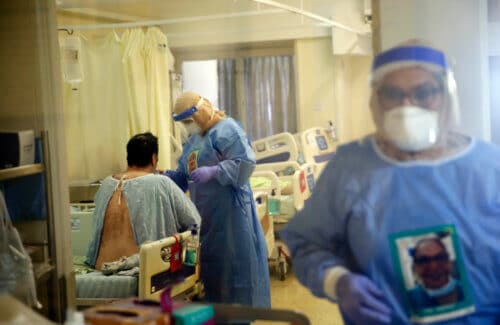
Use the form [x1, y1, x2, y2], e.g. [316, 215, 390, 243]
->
[61, 36, 84, 89]
[327, 120, 338, 142]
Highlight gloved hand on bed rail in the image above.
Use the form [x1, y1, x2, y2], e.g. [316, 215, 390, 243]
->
[190, 166, 219, 184]
[336, 272, 391, 324]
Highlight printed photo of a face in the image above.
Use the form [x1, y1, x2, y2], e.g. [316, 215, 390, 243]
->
[187, 150, 199, 174]
[409, 237, 464, 309]
[390, 226, 474, 323]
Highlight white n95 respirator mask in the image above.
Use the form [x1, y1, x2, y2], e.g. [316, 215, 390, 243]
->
[184, 122, 201, 136]
[383, 105, 439, 152]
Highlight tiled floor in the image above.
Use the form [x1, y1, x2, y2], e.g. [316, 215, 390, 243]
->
[255, 271, 345, 325]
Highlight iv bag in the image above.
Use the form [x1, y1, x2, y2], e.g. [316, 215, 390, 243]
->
[62, 36, 84, 85]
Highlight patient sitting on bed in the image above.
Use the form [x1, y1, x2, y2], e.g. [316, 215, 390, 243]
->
[85, 132, 201, 270]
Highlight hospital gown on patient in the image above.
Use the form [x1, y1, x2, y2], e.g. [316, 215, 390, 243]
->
[86, 174, 200, 267]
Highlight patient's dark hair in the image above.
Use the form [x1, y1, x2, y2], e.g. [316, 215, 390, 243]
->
[126, 132, 158, 167]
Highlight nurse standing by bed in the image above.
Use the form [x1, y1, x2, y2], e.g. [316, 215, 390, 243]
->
[165, 91, 271, 308]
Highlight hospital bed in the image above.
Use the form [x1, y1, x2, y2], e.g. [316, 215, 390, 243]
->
[253, 188, 275, 259]
[252, 128, 337, 178]
[251, 132, 313, 230]
[252, 132, 299, 164]
[253, 184, 289, 281]
[70, 204, 201, 307]
[251, 161, 316, 219]
[250, 162, 315, 280]
[298, 127, 337, 176]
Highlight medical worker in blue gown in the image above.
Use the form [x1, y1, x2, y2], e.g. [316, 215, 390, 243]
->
[281, 40, 500, 324]
[166, 91, 271, 308]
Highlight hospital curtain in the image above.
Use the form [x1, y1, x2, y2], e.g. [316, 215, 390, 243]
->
[62, 28, 173, 184]
[144, 28, 172, 171]
[122, 27, 172, 171]
[243, 56, 297, 140]
[62, 32, 129, 184]
[217, 59, 239, 119]
[121, 29, 148, 137]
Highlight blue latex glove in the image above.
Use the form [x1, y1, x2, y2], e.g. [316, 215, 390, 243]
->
[190, 166, 218, 184]
[163, 170, 189, 192]
[336, 273, 391, 324]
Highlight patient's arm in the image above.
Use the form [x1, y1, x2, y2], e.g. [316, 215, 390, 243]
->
[165, 177, 201, 231]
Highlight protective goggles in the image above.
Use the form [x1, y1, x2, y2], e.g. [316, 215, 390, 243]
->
[377, 83, 443, 108]
[172, 97, 204, 122]
[413, 252, 449, 265]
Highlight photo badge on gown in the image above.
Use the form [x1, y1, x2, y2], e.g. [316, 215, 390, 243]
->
[187, 149, 199, 175]
[389, 225, 475, 323]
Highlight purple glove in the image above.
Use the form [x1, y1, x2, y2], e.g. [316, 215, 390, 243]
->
[163, 170, 188, 192]
[190, 166, 218, 184]
[336, 273, 391, 324]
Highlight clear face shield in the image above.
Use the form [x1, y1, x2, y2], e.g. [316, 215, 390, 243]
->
[370, 45, 460, 153]
[172, 97, 204, 136]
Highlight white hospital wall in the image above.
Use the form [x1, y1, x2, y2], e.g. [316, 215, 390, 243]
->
[182, 60, 219, 107]
[376, 0, 490, 140]
[295, 38, 336, 131]
[295, 37, 374, 143]
[335, 55, 375, 143]
[163, 11, 330, 49]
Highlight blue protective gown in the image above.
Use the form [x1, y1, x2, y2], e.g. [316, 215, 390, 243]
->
[281, 135, 500, 324]
[175, 118, 271, 307]
[86, 174, 201, 267]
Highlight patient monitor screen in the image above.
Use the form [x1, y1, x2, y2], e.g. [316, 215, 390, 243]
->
[315, 135, 328, 151]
